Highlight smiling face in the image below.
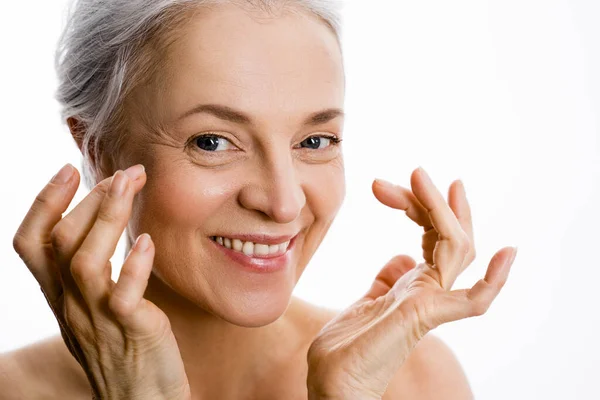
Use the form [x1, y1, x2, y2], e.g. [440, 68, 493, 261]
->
[117, 3, 345, 327]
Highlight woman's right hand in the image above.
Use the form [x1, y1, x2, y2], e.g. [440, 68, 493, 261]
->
[12, 163, 191, 400]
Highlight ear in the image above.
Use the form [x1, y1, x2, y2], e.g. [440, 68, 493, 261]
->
[67, 117, 116, 183]
[67, 117, 86, 152]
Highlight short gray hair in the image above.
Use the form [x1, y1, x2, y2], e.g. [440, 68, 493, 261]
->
[54, 0, 343, 190]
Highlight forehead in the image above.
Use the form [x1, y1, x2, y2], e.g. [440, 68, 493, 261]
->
[148, 3, 345, 127]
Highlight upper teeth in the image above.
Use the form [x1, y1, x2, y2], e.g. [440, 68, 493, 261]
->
[213, 236, 290, 257]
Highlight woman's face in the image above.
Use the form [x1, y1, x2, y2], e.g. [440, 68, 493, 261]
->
[119, 4, 345, 326]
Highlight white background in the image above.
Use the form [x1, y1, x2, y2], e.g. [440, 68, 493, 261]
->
[1, 1, 599, 399]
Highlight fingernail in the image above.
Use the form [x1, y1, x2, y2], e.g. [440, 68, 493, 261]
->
[134, 233, 151, 252]
[51, 164, 74, 184]
[374, 178, 395, 189]
[124, 164, 145, 180]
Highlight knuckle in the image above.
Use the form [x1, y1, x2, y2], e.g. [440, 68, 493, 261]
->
[31, 190, 63, 217]
[70, 251, 98, 283]
[96, 178, 112, 195]
[454, 233, 470, 254]
[96, 206, 122, 225]
[108, 293, 136, 318]
[31, 190, 51, 209]
[471, 300, 489, 317]
[85, 179, 111, 204]
[50, 221, 74, 253]
[12, 230, 31, 257]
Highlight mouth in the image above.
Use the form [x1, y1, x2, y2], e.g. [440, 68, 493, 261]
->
[209, 234, 297, 259]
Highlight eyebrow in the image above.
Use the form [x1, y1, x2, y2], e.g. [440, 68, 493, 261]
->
[177, 104, 344, 126]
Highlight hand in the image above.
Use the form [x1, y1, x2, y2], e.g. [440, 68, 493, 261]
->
[12, 164, 191, 400]
[306, 167, 517, 399]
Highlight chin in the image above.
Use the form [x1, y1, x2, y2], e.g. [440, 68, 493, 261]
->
[176, 274, 296, 328]
[146, 231, 309, 327]
[214, 290, 294, 327]
[151, 260, 298, 328]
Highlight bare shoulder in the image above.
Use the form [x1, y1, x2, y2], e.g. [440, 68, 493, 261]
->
[0, 351, 25, 400]
[0, 335, 91, 400]
[383, 333, 474, 400]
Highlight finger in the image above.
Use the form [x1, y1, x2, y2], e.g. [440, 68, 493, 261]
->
[372, 178, 437, 266]
[410, 168, 465, 244]
[448, 180, 475, 268]
[373, 178, 469, 269]
[448, 180, 473, 241]
[52, 165, 146, 264]
[70, 170, 138, 307]
[411, 168, 469, 286]
[421, 229, 438, 266]
[13, 164, 79, 302]
[431, 247, 517, 328]
[108, 233, 155, 331]
[52, 165, 146, 291]
[363, 255, 417, 301]
[372, 179, 432, 230]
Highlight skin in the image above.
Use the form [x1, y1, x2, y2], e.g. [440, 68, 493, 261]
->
[115, 4, 347, 396]
[2, 2, 517, 399]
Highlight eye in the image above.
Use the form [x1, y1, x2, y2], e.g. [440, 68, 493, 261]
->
[299, 135, 341, 150]
[192, 134, 236, 152]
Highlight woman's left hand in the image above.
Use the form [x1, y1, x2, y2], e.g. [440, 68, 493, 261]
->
[306, 167, 517, 399]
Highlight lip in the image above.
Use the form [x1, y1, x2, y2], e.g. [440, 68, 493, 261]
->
[209, 235, 298, 273]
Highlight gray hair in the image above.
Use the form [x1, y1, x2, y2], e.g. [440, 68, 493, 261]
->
[54, 0, 343, 190]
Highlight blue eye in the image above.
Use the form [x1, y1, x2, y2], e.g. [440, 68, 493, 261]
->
[194, 134, 235, 152]
[299, 135, 341, 150]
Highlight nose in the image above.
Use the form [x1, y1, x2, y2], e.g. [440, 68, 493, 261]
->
[237, 152, 306, 224]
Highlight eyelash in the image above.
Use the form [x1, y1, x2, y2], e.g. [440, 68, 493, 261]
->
[187, 133, 343, 153]
[296, 134, 343, 151]
[186, 133, 236, 153]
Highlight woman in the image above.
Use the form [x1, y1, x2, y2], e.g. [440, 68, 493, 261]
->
[2, 0, 517, 398]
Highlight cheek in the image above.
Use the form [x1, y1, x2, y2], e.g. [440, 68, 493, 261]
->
[292, 160, 345, 281]
[304, 158, 346, 218]
[130, 164, 237, 237]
